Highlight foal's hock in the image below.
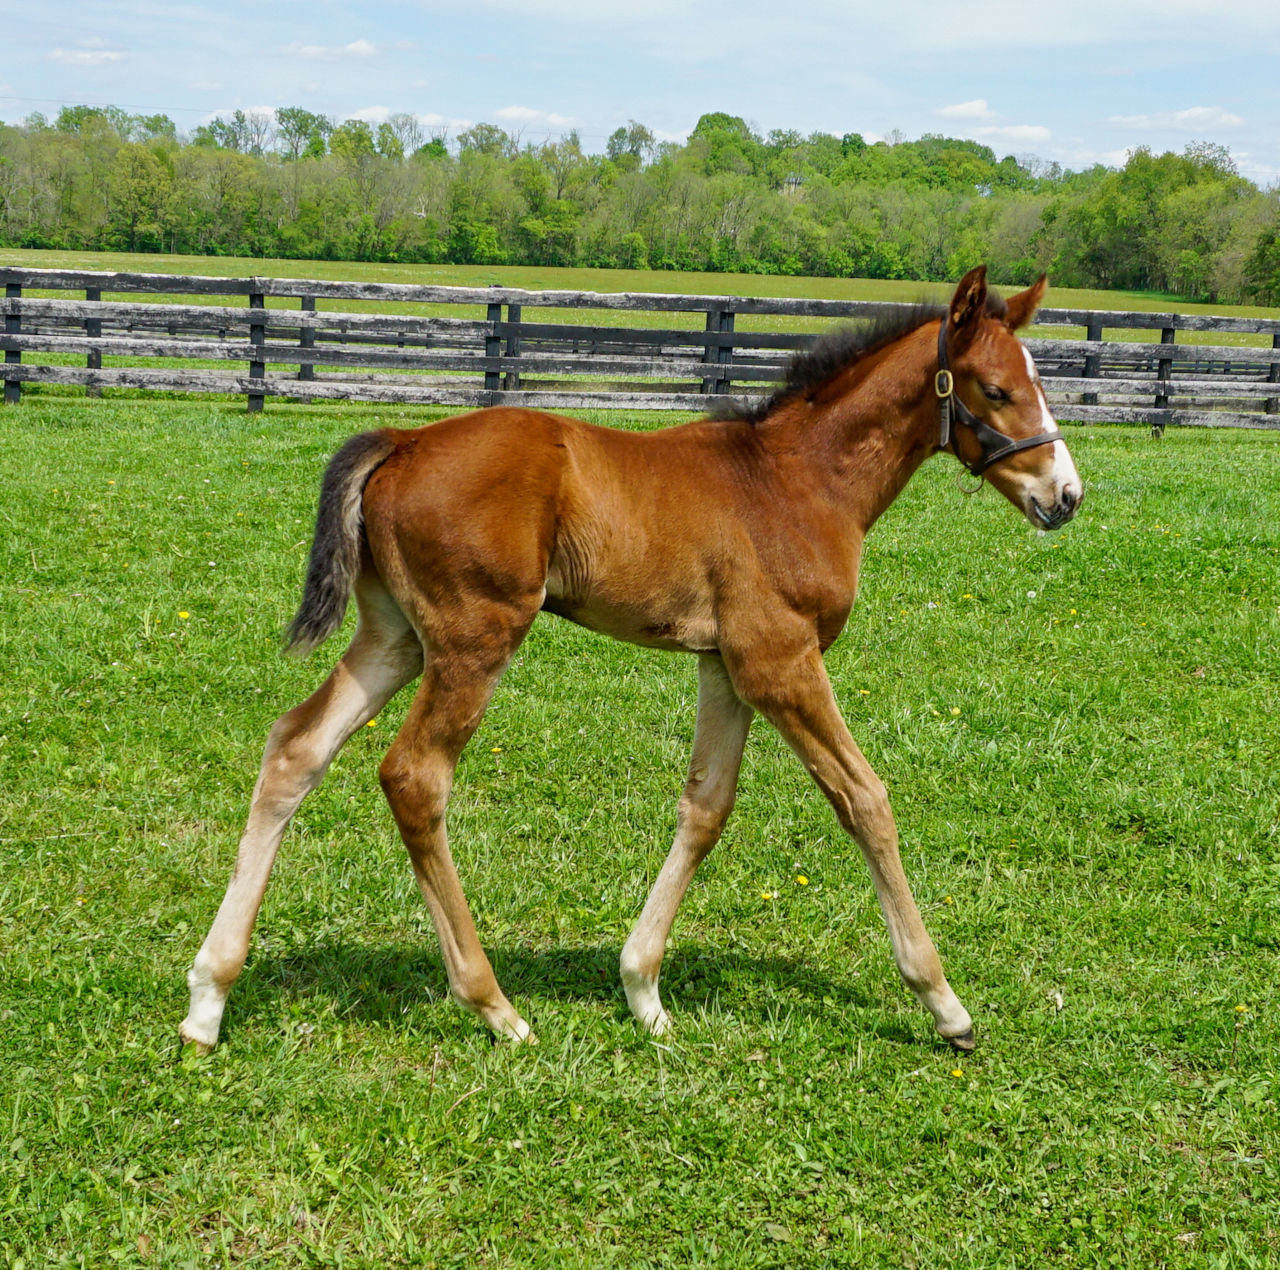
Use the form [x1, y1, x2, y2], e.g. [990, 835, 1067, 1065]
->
[181, 267, 1082, 1053]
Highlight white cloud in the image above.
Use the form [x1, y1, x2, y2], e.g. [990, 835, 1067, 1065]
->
[351, 108, 473, 133]
[938, 99, 997, 121]
[1106, 105, 1245, 131]
[49, 40, 126, 66]
[284, 39, 377, 61]
[973, 124, 1053, 144]
[493, 105, 576, 128]
[418, 113, 474, 131]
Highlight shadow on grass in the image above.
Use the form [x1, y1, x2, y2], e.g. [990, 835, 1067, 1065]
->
[234, 939, 919, 1046]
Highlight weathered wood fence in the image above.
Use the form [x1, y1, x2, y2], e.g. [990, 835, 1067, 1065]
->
[3, 267, 1280, 429]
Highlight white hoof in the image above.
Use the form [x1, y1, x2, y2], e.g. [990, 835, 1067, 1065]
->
[178, 1018, 217, 1055]
[622, 967, 671, 1036]
[181, 963, 228, 1055]
[469, 995, 536, 1045]
[498, 1014, 537, 1045]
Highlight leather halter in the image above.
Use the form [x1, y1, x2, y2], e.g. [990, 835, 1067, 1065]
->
[935, 321, 1063, 478]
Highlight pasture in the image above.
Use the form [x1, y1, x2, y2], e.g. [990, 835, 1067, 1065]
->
[2, 394, 1279, 1267]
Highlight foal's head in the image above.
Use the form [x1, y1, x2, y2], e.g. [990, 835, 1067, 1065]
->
[940, 267, 1082, 530]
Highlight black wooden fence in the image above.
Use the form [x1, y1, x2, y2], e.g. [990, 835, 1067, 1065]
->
[3, 267, 1280, 429]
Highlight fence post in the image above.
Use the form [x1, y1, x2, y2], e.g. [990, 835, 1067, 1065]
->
[85, 287, 102, 398]
[1154, 327, 1175, 407]
[1152, 325, 1175, 437]
[248, 290, 265, 413]
[484, 301, 502, 401]
[701, 308, 734, 395]
[1267, 332, 1280, 416]
[503, 303, 522, 391]
[4, 283, 20, 405]
[715, 309, 735, 396]
[1083, 321, 1102, 406]
[299, 294, 315, 382]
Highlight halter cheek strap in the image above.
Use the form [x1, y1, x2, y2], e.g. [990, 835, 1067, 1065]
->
[936, 322, 1063, 478]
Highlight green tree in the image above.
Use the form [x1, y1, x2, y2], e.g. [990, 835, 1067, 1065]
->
[107, 143, 173, 250]
[457, 124, 514, 158]
[376, 123, 405, 162]
[1245, 226, 1280, 304]
[689, 113, 762, 176]
[276, 108, 331, 161]
[329, 119, 377, 162]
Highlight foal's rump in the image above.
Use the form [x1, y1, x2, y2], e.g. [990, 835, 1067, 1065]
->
[284, 410, 565, 655]
[293, 408, 750, 657]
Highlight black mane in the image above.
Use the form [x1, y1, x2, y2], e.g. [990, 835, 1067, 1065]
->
[719, 291, 1007, 425]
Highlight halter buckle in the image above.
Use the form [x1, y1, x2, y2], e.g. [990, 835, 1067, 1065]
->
[934, 369, 953, 399]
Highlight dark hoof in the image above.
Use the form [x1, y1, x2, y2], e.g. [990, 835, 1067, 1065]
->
[945, 1028, 976, 1053]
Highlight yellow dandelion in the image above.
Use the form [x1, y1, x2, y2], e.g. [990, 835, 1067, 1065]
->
[1235, 1004, 1249, 1014]
[366, 719, 377, 728]
[962, 593, 973, 599]
[761, 891, 774, 900]
[859, 689, 871, 696]
[491, 746, 502, 753]
[795, 874, 808, 886]
[950, 706, 961, 716]
[950, 1068, 964, 1078]
[944, 896, 954, 905]
[178, 611, 189, 620]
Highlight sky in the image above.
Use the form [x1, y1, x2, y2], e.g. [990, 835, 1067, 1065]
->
[3, 0, 1279, 184]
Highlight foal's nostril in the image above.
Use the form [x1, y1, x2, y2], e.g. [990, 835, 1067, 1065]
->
[1061, 485, 1082, 516]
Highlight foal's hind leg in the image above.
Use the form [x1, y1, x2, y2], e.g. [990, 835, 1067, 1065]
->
[378, 607, 537, 1042]
[180, 581, 422, 1052]
[620, 654, 753, 1035]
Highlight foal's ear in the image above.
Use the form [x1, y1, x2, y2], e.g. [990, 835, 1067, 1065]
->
[1004, 274, 1048, 330]
[949, 265, 988, 335]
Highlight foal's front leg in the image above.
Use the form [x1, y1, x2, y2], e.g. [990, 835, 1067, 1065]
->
[729, 645, 975, 1050]
[620, 654, 753, 1034]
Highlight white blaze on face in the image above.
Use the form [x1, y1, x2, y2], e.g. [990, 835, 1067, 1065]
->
[1021, 345, 1082, 503]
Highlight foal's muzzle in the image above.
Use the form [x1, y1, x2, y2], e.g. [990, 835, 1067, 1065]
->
[1030, 483, 1083, 530]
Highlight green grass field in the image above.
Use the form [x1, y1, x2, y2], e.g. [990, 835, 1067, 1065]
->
[2, 393, 1279, 1268]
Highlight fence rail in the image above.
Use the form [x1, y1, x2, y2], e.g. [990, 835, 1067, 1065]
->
[3, 267, 1279, 428]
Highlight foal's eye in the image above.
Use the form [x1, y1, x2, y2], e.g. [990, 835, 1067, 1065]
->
[981, 384, 1008, 404]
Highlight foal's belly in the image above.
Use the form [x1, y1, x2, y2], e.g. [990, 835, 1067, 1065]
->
[541, 577, 719, 654]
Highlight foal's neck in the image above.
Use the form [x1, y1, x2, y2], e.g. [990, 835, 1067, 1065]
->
[781, 324, 939, 532]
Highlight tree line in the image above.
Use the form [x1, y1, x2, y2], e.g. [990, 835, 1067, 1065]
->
[1, 105, 1279, 304]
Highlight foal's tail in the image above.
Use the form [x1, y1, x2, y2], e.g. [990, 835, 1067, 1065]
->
[285, 429, 398, 656]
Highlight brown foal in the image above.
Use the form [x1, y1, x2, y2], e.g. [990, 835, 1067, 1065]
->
[181, 266, 1082, 1054]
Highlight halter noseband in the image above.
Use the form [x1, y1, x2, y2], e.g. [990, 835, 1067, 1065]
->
[935, 322, 1063, 478]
